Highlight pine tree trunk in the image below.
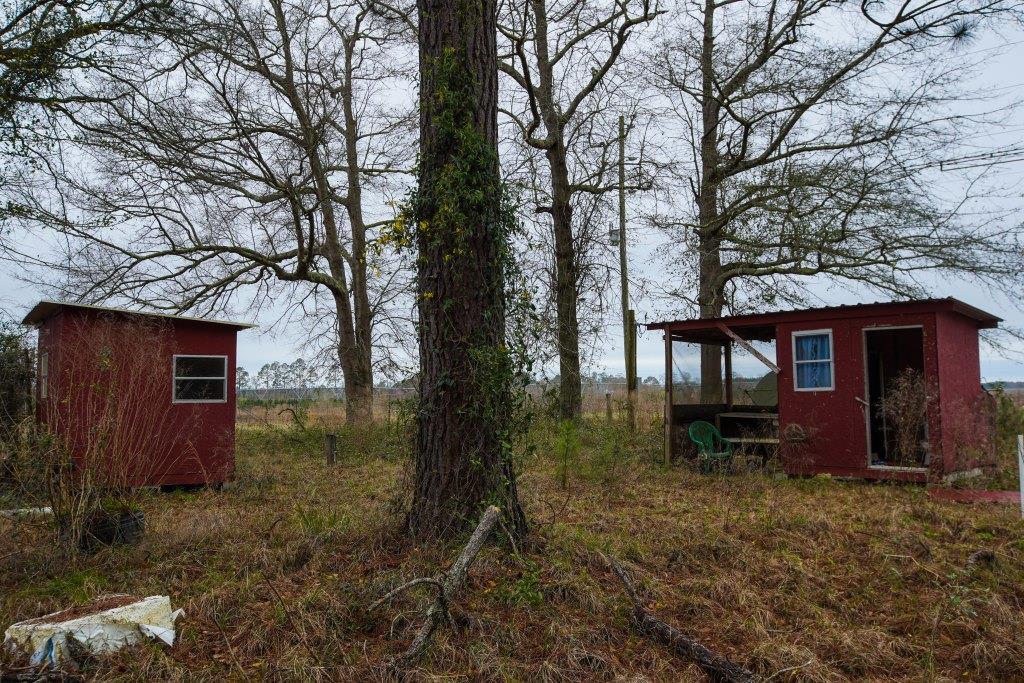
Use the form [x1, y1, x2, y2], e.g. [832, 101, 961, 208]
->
[409, 0, 527, 540]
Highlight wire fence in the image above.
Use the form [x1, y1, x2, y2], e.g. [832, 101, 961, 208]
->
[236, 383, 668, 427]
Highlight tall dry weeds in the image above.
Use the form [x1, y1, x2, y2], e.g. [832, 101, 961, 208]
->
[9, 315, 194, 550]
[880, 367, 930, 466]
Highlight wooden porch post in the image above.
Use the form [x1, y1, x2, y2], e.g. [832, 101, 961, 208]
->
[724, 342, 733, 408]
[664, 330, 673, 466]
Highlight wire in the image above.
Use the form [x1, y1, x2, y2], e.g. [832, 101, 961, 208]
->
[939, 146, 1024, 171]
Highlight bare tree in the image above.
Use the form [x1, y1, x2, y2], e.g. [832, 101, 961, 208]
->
[497, 0, 662, 419]
[17, 0, 417, 423]
[0, 0, 169, 235]
[1, 0, 167, 136]
[650, 0, 1024, 398]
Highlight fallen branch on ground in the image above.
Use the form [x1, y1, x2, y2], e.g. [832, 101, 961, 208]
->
[372, 505, 501, 667]
[605, 554, 761, 683]
[368, 577, 447, 613]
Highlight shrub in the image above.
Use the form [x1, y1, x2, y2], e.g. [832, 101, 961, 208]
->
[554, 420, 580, 490]
[0, 317, 33, 437]
[992, 385, 1024, 456]
[5, 315, 183, 552]
[879, 368, 930, 466]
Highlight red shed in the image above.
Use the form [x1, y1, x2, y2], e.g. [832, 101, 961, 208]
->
[649, 298, 1000, 482]
[23, 301, 254, 487]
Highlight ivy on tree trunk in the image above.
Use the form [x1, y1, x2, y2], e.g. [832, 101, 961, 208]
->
[409, 0, 527, 540]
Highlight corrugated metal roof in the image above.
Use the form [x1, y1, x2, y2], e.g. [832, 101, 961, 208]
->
[646, 297, 1001, 331]
[21, 300, 257, 330]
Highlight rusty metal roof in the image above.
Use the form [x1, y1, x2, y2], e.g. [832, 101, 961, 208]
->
[22, 300, 257, 330]
[647, 297, 1000, 340]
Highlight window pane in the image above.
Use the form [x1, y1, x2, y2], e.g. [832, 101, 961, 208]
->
[794, 334, 830, 361]
[175, 378, 226, 401]
[796, 361, 832, 389]
[175, 356, 226, 378]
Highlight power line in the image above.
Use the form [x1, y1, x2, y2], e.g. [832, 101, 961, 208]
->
[954, 37, 1024, 59]
[938, 146, 1024, 171]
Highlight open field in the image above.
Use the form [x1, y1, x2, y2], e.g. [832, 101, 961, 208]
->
[2, 420, 1024, 681]
[237, 387, 668, 428]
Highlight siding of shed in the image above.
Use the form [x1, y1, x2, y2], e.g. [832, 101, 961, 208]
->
[37, 308, 237, 486]
[933, 311, 994, 473]
[776, 312, 940, 480]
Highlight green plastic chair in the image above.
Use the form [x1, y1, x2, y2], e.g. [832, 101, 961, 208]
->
[687, 420, 733, 472]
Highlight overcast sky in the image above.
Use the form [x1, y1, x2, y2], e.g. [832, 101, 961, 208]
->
[2, 26, 1023, 384]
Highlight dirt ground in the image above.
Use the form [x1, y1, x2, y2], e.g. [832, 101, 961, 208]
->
[2, 420, 1023, 681]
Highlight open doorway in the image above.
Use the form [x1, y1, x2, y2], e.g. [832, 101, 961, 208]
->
[864, 327, 928, 468]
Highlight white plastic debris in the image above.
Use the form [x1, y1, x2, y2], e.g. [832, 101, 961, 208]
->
[0, 507, 53, 520]
[3, 594, 184, 667]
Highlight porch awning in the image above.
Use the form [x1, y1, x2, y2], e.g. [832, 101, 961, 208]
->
[657, 322, 776, 345]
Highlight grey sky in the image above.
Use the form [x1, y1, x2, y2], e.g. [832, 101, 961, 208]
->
[2, 26, 1023, 383]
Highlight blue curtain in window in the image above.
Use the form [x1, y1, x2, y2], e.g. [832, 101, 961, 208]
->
[795, 334, 830, 361]
[795, 333, 832, 388]
[796, 361, 832, 388]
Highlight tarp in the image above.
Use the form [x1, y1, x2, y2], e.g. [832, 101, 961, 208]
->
[3, 595, 183, 667]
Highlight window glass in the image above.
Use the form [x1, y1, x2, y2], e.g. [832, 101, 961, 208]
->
[173, 356, 227, 402]
[793, 332, 833, 390]
[175, 378, 226, 401]
[175, 356, 226, 378]
[796, 360, 832, 389]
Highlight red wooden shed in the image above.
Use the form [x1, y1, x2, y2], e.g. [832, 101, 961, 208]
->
[649, 298, 1000, 482]
[22, 301, 254, 487]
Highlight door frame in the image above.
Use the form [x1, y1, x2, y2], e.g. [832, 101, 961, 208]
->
[861, 325, 929, 471]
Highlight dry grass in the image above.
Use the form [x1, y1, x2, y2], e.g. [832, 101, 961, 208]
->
[237, 388, 667, 429]
[2, 419, 1024, 681]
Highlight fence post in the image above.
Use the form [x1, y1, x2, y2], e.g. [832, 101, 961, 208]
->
[1017, 434, 1023, 519]
[626, 308, 638, 432]
[605, 392, 613, 423]
[325, 433, 338, 465]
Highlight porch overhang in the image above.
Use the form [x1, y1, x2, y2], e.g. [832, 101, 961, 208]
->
[655, 321, 776, 345]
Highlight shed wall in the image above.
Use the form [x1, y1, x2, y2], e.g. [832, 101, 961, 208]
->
[776, 312, 939, 480]
[934, 311, 994, 472]
[37, 308, 237, 486]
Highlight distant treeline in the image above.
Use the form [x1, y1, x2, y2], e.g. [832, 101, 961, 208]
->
[237, 380, 669, 404]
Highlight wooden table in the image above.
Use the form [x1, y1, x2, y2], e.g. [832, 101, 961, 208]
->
[716, 412, 780, 447]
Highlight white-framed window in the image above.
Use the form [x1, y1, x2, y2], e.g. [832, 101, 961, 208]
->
[39, 352, 48, 399]
[173, 355, 228, 403]
[792, 329, 834, 391]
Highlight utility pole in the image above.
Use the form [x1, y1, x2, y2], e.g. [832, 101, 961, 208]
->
[618, 115, 637, 431]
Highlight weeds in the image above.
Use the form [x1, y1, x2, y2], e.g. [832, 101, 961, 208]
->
[495, 559, 544, 607]
[1, 418, 1023, 681]
[293, 504, 350, 537]
[878, 367, 931, 466]
[553, 420, 580, 491]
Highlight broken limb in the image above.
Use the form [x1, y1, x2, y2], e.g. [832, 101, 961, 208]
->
[367, 578, 447, 614]
[373, 505, 501, 667]
[605, 555, 761, 683]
